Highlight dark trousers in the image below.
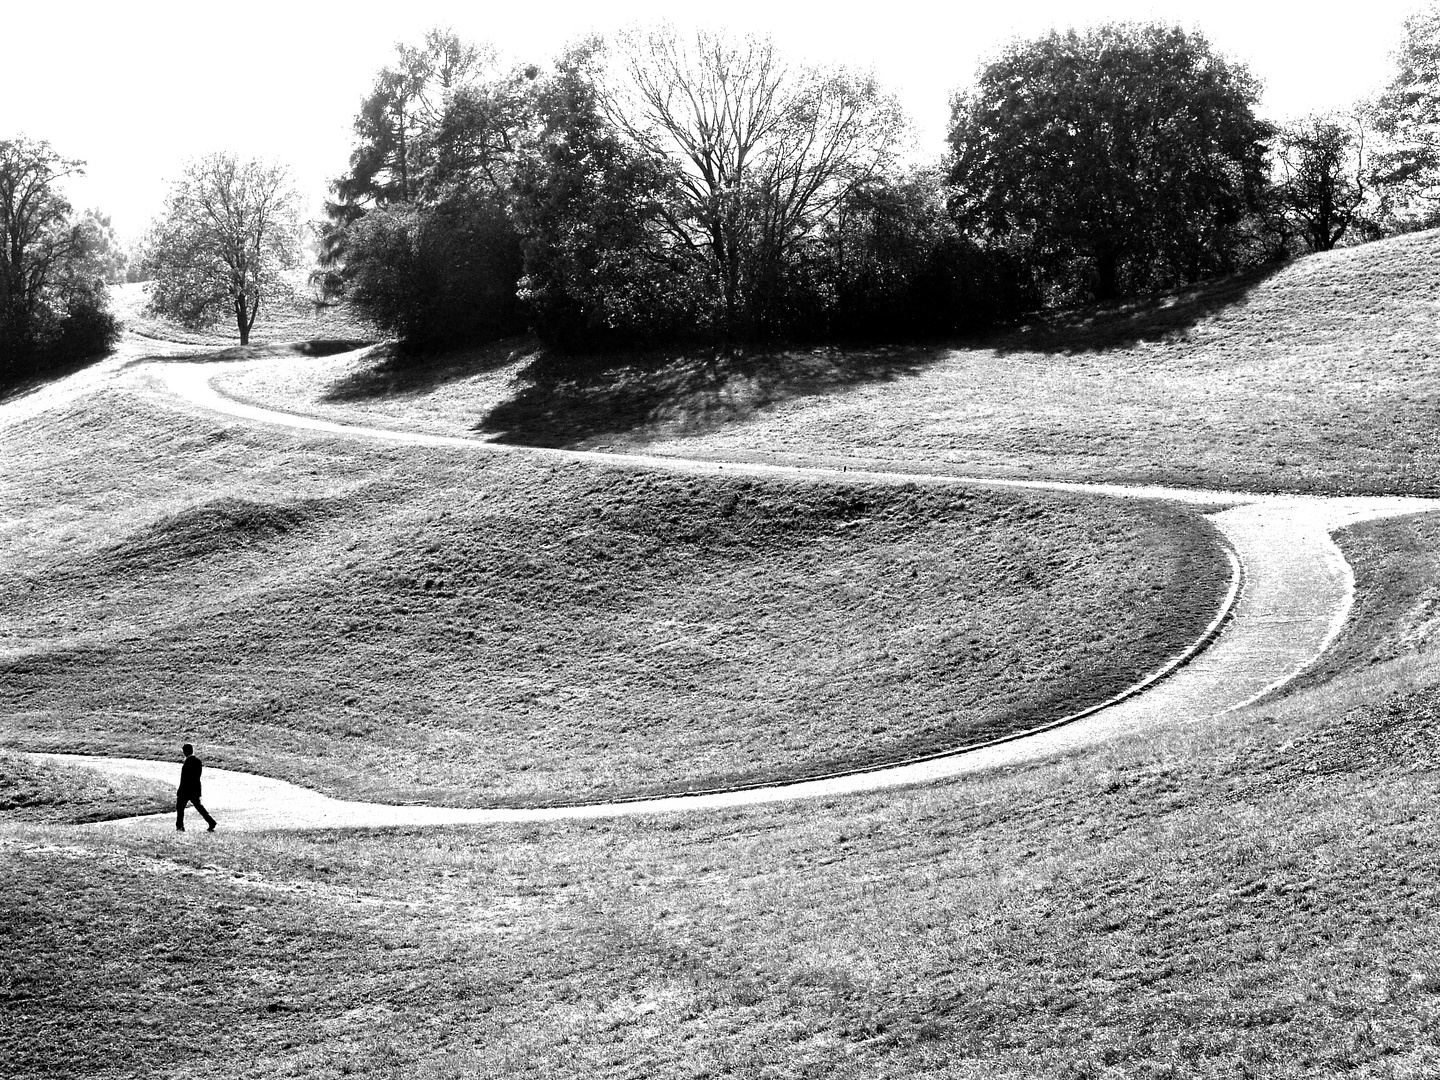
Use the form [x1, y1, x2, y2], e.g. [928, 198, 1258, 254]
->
[176, 793, 215, 830]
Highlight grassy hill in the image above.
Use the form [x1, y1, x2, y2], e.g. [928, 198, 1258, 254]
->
[217, 227, 1440, 497]
[4, 236, 1440, 1078]
[0, 383, 1228, 805]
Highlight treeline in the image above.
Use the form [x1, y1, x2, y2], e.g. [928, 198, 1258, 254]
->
[316, 29, 1021, 351]
[318, 14, 1440, 353]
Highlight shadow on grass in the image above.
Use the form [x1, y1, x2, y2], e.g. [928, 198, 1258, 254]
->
[474, 341, 953, 448]
[0, 353, 102, 406]
[992, 261, 1288, 355]
[122, 338, 375, 372]
[321, 338, 533, 403]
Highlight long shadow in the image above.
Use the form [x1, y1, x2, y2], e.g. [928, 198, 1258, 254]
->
[321, 339, 530, 403]
[475, 341, 951, 447]
[306, 263, 1287, 448]
[0, 354, 101, 406]
[991, 260, 1289, 355]
[133, 339, 373, 370]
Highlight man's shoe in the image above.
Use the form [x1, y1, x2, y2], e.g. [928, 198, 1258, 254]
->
[207, 822, 216, 832]
[176, 825, 185, 831]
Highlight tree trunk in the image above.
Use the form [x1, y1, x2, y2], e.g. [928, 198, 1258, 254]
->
[1095, 249, 1119, 302]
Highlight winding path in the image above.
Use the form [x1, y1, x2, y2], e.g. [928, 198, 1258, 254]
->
[15, 354, 1440, 830]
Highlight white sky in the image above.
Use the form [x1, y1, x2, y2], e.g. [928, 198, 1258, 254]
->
[4, 0, 1425, 244]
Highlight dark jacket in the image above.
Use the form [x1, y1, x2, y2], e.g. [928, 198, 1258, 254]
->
[178, 754, 203, 797]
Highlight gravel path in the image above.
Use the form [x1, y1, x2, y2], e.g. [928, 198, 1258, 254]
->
[17, 356, 1440, 830]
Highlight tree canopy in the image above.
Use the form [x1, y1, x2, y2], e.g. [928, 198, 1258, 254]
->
[1275, 112, 1373, 252]
[947, 24, 1272, 302]
[0, 137, 117, 371]
[143, 153, 302, 345]
[602, 26, 907, 337]
[1372, 4, 1440, 227]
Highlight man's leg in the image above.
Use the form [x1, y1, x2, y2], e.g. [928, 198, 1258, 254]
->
[192, 799, 217, 831]
[176, 794, 187, 831]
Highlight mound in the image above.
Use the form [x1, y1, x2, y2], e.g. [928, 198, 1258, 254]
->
[0, 389, 1230, 805]
[216, 229, 1440, 496]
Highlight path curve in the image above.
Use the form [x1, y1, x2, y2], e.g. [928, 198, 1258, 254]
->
[16, 354, 1440, 829]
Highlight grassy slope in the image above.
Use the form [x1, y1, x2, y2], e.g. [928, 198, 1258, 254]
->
[0, 752, 171, 823]
[0, 382, 1228, 805]
[217, 229, 1440, 497]
[4, 664, 1439, 1079]
[116, 276, 375, 348]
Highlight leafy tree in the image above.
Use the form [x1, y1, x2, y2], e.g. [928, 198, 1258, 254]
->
[71, 208, 128, 284]
[342, 193, 522, 350]
[143, 153, 302, 345]
[1372, 4, 1440, 227]
[2, 138, 83, 348]
[0, 137, 118, 370]
[603, 26, 906, 339]
[947, 24, 1272, 302]
[318, 29, 533, 348]
[1275, 112, 1373, 251]
[827, 170, 1038, 338]
[512, 41, 702, 348]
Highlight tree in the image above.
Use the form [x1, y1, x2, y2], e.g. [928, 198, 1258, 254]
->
[71, 208, 128, 284]
[143, 153, 302, 345]
[317, 29, 534, 349]
[947, 24, 1272, 302]
[1275, 112, 1372, 251]
[602, 26, 906, 338]
[1, 137, 84, 349]
[1371, 4, 1440, 227]
[0, 137, 117, 369]
[511, 40, 701, 348]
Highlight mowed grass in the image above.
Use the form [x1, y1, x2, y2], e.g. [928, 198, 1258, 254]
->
[218, 228, 1440, 496]
[115, 276, 375, 348]
[0, 375, 1229, 805]
[0, 752, 170, 823]
[4, 657, 1440, 1079]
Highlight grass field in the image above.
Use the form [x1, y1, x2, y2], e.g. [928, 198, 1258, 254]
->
[215, 228, 1440, 497]
[0, 378, 1229, 805]
[4, 656, 1439, 1079]
[0, 752, 170, 823]
[116, 276, 375, 348]
[6, 231, 1440, 1078]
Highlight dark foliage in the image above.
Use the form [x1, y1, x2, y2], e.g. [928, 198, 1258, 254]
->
[948, 23, 1272, 304]
[343, 194, 524, 353]
[512, 43, 708, 351]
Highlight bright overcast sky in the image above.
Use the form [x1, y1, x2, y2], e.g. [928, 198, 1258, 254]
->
[5, 0, 1425, 243]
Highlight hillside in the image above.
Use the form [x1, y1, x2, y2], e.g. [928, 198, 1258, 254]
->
[0, 381, 1228, 805]
[216, 228, 1440, 497]
[4, 235, 1440, 1079]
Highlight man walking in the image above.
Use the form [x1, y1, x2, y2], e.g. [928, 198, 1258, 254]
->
[176, 743, 217, 832]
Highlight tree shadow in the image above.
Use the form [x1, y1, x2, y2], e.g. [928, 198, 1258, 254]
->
[320, 338, 534, 403]
[121, 338, 375, 373]
[0, 354, 101, 405]
[990, 261, 1289, 355]
[474, 341, 953, 447]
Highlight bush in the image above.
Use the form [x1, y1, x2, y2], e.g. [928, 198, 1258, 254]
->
[344, 195, 525, 352]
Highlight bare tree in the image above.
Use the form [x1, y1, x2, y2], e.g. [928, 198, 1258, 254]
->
[1276, 111, 1372, 251]
[603, 27, 905, 337]
[144, 153, 302, 344]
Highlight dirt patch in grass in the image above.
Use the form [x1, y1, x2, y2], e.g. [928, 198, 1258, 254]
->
[220, 229, 1440, 496]
[0, 752, 170, 824]
[0, 384, 1229, 805]
[4, 664, 1439, 1079]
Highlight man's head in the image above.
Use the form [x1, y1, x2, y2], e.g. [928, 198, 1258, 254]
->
[182, 743, 193, 757]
